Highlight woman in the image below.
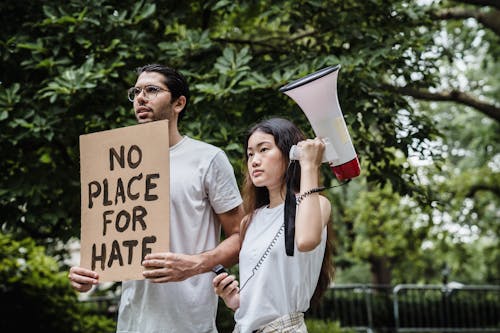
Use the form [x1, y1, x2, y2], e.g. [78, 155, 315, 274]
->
[213, 117, 334, 332]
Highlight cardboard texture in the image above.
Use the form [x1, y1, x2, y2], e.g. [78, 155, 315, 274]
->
[79, 120, 170, 282]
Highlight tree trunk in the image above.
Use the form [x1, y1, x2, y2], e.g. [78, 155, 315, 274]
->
[369, 255, 392, 285]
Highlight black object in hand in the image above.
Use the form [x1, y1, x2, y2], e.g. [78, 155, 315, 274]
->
[212, 264, 227, 275]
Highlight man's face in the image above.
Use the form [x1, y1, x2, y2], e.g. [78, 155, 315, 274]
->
[132, 71, 174, 124]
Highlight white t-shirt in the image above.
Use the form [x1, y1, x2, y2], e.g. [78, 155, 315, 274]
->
[117, 136, 243, 333]
[234, 203, 326, 333]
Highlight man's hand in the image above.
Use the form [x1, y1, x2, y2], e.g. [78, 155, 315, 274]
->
[68, 266, 99, 292]
[142, 252, 203, 283]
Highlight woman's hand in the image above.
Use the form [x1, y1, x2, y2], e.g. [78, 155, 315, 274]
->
[213, 272, 240, 311]
[296, 137, 325, 169]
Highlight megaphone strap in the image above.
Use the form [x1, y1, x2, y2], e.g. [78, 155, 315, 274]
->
[284, 162, 298, 256]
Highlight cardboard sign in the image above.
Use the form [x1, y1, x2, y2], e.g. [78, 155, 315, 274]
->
[79, 120, 170, 282]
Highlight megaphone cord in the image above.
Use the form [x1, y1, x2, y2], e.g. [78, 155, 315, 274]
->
[327, 178, 352, 189]
[296, 178, 351, 205]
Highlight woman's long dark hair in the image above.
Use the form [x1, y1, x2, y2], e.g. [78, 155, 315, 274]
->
[240, 117, 334, 305]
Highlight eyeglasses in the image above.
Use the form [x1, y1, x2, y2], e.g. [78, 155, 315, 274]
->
[127, 85, 169, 102]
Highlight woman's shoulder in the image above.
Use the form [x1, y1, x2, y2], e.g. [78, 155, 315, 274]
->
[319, 195, 332, 223]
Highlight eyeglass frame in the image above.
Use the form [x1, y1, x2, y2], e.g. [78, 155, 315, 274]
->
[127, 85, 170, 102]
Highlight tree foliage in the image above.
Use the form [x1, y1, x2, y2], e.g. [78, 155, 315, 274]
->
[0, 0, 434, 242]
[0, 232, 116, 332]
[0, 0, 497, 289]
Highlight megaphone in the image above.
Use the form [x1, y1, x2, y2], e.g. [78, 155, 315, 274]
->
[279, 64, 360, 181]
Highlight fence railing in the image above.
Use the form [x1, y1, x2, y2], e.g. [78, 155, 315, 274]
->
[306, 284, 500, 333]
[393, 284, 500, 333]
[84, 283, 500, 332]
[307, 284, 394, 332]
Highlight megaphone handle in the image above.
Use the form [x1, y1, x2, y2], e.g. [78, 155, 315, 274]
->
[289, 145, 300, 161]
[289, 141, 337, 164]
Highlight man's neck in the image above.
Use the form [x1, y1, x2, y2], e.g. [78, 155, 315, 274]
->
[169, 128, 183, 147]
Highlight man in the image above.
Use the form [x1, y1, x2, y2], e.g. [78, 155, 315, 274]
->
[69, 64, 244, 332]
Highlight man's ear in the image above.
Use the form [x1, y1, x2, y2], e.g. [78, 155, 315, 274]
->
[173, 95, 187, 114]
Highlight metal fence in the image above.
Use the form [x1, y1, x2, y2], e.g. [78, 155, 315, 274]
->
[306, 284, 500, 333]
[84, 283, 500, 332]
[307, 284, 394, 332]
[393, 284, 500, 333]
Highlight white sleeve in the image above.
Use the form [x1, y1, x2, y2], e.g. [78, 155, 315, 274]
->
[204, 150, 243, 214]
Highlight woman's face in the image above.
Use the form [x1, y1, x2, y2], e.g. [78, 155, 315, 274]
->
[246, 130, 285, 191]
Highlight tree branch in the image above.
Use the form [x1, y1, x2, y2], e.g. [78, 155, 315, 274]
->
[435, 6, 500, 36]
[466, 184, 500, 198]
[385, 85, 500, 122]
[453, 0, 500, 11]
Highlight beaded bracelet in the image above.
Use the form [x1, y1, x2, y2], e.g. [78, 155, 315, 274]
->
[296, 186, 326, 205]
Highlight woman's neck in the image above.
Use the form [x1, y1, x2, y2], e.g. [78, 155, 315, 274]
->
[268, 186, 285, 208]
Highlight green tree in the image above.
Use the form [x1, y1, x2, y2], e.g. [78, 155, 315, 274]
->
[411, 99, 499, 284]
[0, 0, 497, 291]
[343, 183, 433, 284]
[0, 232, 116, 332]
[0, 0, 436, 246]
[389, 0, 499, 122]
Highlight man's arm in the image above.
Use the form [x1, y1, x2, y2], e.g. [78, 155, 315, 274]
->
[142, 204, 244, 282]
[198, 204, 244, 270]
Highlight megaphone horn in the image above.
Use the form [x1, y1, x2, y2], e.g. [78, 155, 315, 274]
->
[279, 65, 360, 181]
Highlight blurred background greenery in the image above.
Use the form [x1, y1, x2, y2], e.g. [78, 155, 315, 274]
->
[1, 0, 498, 331]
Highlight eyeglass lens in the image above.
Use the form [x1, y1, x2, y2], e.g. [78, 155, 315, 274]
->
[128, 86, 164, 102]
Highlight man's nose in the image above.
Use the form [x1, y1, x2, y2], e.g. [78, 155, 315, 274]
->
[136, 89, 148, 103]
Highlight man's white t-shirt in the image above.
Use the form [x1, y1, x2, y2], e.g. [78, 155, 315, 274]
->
[117, 136, 242, 333]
